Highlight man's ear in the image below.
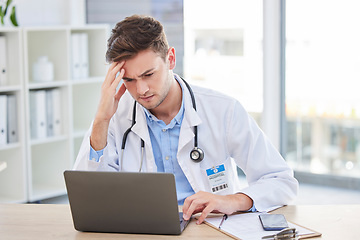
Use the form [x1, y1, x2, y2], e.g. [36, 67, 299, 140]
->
[167, 47, 176, 70]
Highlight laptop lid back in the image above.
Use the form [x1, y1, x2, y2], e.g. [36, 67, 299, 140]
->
[64, 171, 183, 235]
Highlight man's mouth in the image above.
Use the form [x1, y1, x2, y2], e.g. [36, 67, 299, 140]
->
[139, 95, 154, 102]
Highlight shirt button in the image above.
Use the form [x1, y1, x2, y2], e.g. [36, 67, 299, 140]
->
[162, 129, 166, 132]
[165, 156, 169, 160]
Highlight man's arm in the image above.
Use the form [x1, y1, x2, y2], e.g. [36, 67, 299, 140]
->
[182, 191, 253, 224]
[90, 61, 126, 151]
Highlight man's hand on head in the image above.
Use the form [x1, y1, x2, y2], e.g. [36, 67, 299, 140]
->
[90, 61, 126, 151]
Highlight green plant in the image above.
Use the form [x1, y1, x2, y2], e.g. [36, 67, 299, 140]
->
[0, 0, 18, 26]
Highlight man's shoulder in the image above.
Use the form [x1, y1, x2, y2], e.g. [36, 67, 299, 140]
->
[191, 84, 237, 103]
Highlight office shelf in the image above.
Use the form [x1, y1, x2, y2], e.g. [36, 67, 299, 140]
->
[0, 25, 108, 203]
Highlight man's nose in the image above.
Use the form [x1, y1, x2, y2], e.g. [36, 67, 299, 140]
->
[136, 80, 149, 95]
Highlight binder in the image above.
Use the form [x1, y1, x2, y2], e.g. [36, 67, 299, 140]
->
[7, 94, 18, 143]
[0, 95, 7, 145]
[0, 36, 7, 86]
[52, 88, 62, 136]
[79, 33, 89, 79]
[71, 33, 81, 79]
[46, 90, 54, 137]
[30, 90, 47, 140]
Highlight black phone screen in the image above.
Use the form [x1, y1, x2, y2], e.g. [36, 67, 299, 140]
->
[259, 214, 289, 231]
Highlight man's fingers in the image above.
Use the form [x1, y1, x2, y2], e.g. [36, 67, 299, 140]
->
[182, 196, 192, 218]
[183, 197, 198, 220]
[104, 62, 117, 83]
[104, 61, 125, 87]
[183, 198, 207, 221]
[115, 83, 126, 101]
[196, 204, 214, 225]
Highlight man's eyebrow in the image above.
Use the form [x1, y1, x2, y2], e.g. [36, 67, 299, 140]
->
[138, 68, 155, 77]
[122, 68, 155, 81]
[122, 76, 134, 81]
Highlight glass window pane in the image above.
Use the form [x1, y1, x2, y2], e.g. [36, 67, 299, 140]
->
[286, 0, 360, 177]
[184, 0, 263, 123]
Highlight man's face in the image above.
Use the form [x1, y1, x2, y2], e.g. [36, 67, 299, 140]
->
[122, 49, 175, 110]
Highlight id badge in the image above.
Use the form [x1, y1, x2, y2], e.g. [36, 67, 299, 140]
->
[206, 164, 228, 193]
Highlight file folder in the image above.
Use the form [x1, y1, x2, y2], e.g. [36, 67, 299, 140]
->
[30, 90, 47, 140]
[52, 88, 62, 136]
[80, 33, 89, 79]
[0, 95, 7, 145]
[71, 33, 81, 79]
[7, 94, 18, 143]
[46, 90, 54, 137]
[0, 36, 7, 86]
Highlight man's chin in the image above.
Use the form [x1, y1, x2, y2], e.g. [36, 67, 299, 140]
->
[137, 100, 158, 110]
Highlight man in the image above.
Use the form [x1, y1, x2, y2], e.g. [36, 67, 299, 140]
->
[74, 15, 298, 225]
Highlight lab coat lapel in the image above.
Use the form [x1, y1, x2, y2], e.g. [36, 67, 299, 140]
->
[127, 103, 156, 172]
[178, 107, 201, 151]
[178, 77, 202, 152]
[177, 77, 203, 192]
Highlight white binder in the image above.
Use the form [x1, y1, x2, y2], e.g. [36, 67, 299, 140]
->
[71, 33, 81, 79]
[0, 95, 7, 145]
[46, 88, 61, 136]
[46, 90, 54, 137]
[0, 36, 7, 86]
[30, 90, 47, 140]
[80, 33, 89, 78]
[52, 88, 62, 136]
[7, 94, 18, 143]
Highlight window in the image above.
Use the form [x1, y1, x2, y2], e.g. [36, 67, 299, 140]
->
[285, 0, 360, 179]
[184, 0, 263, 122]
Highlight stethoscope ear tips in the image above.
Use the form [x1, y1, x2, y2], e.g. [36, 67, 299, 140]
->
[190, 147, 204, 163]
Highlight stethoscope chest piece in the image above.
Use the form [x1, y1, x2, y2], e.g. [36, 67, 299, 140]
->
[190, 147, 204, 163]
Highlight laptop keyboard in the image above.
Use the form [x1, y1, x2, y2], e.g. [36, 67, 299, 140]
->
[179, 212, 190, 231]
[179, 212, 184, 223]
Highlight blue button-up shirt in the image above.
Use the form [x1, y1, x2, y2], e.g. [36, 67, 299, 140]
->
[143, 81, 195, 205]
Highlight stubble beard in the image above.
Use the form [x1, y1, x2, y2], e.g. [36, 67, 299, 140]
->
[138, 79, 172, 111]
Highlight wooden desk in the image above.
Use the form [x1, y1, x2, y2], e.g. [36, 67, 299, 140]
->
[0, 204, 359, 239]
[272, 205, 359, 239]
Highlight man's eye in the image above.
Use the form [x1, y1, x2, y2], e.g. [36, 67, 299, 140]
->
[145, 73, 154, 77]
[123, 78, 133, 82]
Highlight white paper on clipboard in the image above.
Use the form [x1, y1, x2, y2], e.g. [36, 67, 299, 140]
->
[203, 212, 320, 240]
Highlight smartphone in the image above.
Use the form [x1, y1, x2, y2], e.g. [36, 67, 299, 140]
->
[259, 214, 289, 231]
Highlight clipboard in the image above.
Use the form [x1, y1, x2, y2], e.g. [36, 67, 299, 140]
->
[200, 212, 322, 240]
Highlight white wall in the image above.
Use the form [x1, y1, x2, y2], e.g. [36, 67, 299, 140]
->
[14, 0, 85, 26]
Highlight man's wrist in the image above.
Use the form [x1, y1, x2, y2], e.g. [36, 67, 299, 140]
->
[234, 193, 254, 212]
[90, 119, 110, 151]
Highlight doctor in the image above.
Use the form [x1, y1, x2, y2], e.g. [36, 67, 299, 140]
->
[74, 15, 298, 225]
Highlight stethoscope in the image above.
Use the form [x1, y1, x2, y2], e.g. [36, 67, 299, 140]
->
[120, 77, 204, 172]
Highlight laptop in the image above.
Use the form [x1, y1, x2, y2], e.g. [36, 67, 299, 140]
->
[63, 171, 190, 235]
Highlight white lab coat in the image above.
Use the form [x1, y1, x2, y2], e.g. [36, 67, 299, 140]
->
[73, 77, 298, 212]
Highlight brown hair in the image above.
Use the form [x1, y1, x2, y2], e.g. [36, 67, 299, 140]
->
[106, 15, 169, 63]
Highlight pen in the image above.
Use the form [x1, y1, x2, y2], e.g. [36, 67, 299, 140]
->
[218, 214, 228, 229]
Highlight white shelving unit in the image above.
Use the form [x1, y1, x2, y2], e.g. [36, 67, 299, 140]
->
[0, 28, 27, 203]
[0, 25, 108, 203]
